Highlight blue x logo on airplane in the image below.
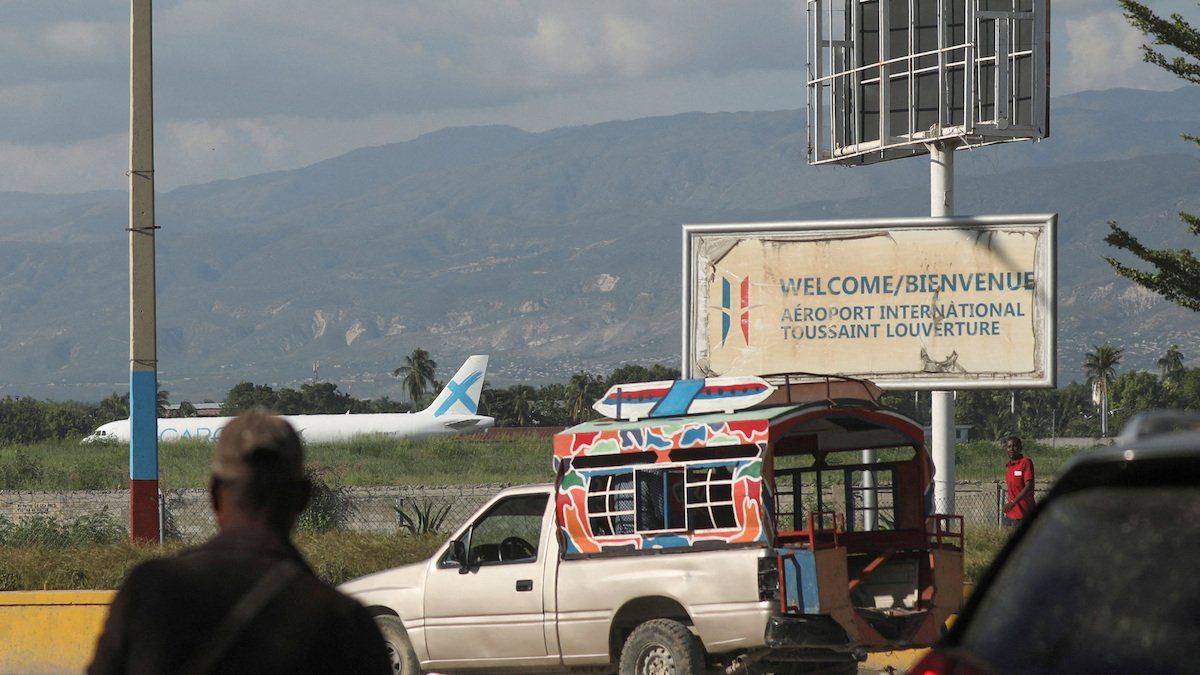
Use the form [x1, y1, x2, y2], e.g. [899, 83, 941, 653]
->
[434, 370, 483, 416]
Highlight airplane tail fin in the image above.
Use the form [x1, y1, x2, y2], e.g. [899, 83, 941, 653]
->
[421, 355, 489, 417]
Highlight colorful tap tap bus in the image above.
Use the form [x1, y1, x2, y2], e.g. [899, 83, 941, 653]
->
[342, 375, 964, 674]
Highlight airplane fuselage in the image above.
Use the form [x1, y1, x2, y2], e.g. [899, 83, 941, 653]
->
[85, 412, 494, 444]
[84, 354, 494, 445]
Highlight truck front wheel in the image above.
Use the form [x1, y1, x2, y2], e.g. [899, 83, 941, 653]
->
[374, 615, 421, 675]
[618, 618, 705, 675]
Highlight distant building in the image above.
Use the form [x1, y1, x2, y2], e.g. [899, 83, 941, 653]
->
[162, 402, 223, 418]
[922, 424, 973, 445]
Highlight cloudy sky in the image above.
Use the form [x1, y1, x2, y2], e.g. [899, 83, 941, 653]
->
[1, 0, 1193, 194]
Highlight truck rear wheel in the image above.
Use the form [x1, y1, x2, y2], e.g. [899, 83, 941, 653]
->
[374, 615, 421, 675]
[618, 618, 704, 675]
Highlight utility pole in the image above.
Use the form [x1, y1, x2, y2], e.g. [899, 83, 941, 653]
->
[129, 0, 159, 542]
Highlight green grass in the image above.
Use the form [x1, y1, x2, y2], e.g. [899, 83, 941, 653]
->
[0, 436, 555, 490]
[306, 436, 554, 487]
[951, 439, 1086, 483]
[0, 531, 445, 591]
[964, 525, 1014, 583]
[0, 442, 130, 490]
[0, 435, 1100, 490]
[777, 439, 1091, 485]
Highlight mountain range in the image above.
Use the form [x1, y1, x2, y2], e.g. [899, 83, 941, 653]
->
[1, 86, 1198, 402]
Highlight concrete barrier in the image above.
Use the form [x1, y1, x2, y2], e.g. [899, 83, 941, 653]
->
[0, 591, 115, 674]
[862, 648, 929, 672]
[0, 584, 973, 674]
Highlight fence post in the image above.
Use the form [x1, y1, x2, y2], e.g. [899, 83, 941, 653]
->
[158, 489, 165, 544]
[995, 482, 1002, 526]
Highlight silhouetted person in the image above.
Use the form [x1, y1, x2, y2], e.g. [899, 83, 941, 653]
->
[89, 410, 390, 675]
[1002, 435, 1035, 527]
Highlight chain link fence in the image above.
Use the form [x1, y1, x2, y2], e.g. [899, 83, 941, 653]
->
[0, 486, 508, 546]
[0, 482, 1047, 547]
[946, 482, 1050, 526]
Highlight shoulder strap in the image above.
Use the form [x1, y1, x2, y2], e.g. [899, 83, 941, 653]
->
[179, 559, 303, 675]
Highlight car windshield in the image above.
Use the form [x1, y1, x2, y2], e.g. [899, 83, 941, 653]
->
[956, 485, 1200, 674]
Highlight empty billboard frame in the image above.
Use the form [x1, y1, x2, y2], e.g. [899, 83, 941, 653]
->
[682, 215, 1057, 390]
[807, 0, 1049, 165]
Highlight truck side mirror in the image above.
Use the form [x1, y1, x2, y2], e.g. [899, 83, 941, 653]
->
[452, 539, 469, 574]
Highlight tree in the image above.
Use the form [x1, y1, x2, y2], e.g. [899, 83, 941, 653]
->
[492, 384, 537, 427]
[566, 371, 604, 425]
[222, 382, 278, 414]
[274, 387, 305, 413]
[1052, 383, 1096, 439]
[1158, 344, 1186, 384]
[1110, 370, 1166, 432]
[0, 397, 46, 444]
[177, 401, 198, 418]
[476, 382, 494, 417]
[97, 392, 130, 421]
[392, 349, 438, 404]
[534, 382, 570, 426]
[953, 390, 1013, 442]
[605, 364, 680, 388]
[44, 401, 98, 440]
[299, 382, 354, 414]
[1164, 368, 1200, 410]
[1105, 2, 1200, 310]
[1083, 343, 1124, 437]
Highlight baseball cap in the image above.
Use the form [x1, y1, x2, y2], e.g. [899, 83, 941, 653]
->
[212, 409, 305, 481]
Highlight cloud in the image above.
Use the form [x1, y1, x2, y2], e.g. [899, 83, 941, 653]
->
[166, 118, 289, 169]
[45, 21, 109, 55]
[1062, 10, 1182, 92]
[2, 0, 1197, 193]
[6, 1, 802, 132]
[0, 134, 126, 194]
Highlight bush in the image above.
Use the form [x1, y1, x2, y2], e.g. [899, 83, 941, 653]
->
[0, 510, 127, 548]
[298, 469, 355, 531]
[394, 499, 452, 534]
[0, 450, 45, 488]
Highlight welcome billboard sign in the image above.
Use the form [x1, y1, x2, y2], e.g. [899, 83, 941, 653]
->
[682, 215, 1056, 389]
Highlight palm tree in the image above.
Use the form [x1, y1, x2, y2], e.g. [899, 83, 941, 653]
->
[392, 349, 438, 404]
[476, 382, 494, 417]
[501, 385, 537, 427]
[566, 371, 603, 425]
[1158, 344, 1185, 384]
[97, 392, 130, 421]
[1083, 343, 1123, 437]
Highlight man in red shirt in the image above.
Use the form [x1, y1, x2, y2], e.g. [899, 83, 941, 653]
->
[1003, 436, 1035, 526]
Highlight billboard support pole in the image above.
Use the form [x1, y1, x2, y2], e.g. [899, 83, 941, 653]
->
[129, 0, 160, 543]
[929, 141, 957, 515]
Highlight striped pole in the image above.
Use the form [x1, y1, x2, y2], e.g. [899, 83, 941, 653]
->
[129, 0, 159, 542]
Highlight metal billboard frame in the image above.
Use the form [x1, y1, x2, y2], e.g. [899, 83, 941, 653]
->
[807, 0, 1050, 166]
[681, 214, 1057, 390]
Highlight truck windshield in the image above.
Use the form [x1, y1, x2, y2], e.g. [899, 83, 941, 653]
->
[956, 485, 1200, 674]
[464, 494, 548, 566]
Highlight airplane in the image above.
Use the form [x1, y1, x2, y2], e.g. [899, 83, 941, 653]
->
[83, 355, 494, 444]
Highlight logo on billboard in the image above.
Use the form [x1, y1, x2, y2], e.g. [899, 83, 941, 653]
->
[719, 274, 751, 347]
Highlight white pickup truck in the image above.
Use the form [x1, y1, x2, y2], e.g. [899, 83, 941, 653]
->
[341, 383, 962, 674]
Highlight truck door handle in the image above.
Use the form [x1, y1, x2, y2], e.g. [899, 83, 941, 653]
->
[516, 579, 533, 592]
